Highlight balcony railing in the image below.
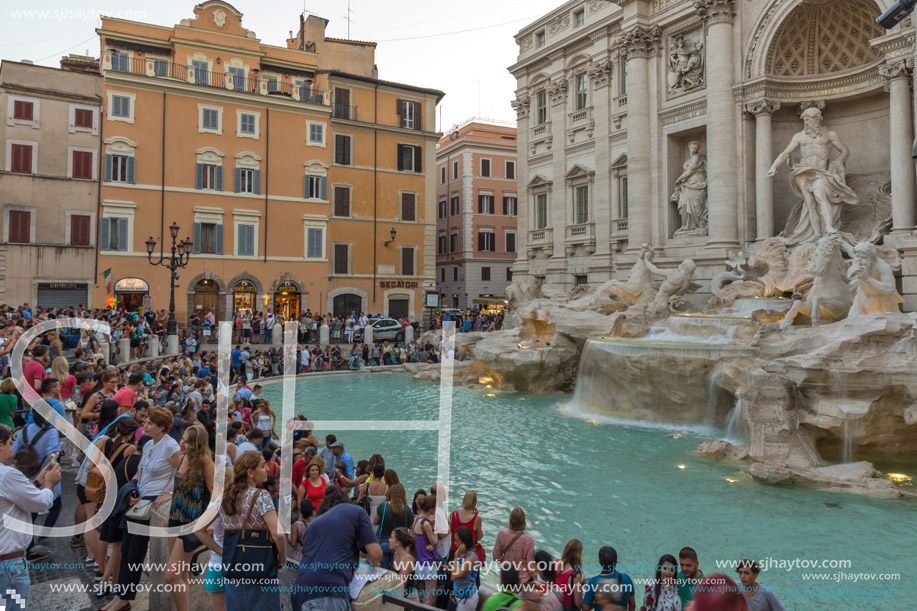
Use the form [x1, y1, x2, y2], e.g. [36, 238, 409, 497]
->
[614, 95, 628, 111]
[611, 217, 629, 237]
[105, 53, 330, 106]
[566, 222, 595, 244]
[569, 107, 592, 124]
[528, 228, 553, 244]
[532, 124, 548, 137]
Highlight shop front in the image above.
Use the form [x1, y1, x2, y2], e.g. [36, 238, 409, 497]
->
[233, 280, 257, 317]
[193, 278, 220, 320]
[273, 281, 301, 320]
[472, 296, 509, 315]
[113, 277, 149, 312]
[36, 282, 90, 309]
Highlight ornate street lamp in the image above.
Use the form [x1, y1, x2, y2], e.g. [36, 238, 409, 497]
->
[384, 227, 397, 247]
[146, 222, 193, 338]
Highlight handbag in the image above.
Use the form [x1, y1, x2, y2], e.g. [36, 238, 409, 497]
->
[125, 460, 173, 522]
[222, 491, 279, 580]
[85, 442, 129, 503]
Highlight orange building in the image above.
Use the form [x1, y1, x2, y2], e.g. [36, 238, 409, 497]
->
[435, 120, 518, 309]
[95, 1, 443, 323]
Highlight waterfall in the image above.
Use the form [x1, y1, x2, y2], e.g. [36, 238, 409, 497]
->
[724, 399, 747, 444]
[829, 369, 864, 464]
[722, 298, 792, 316]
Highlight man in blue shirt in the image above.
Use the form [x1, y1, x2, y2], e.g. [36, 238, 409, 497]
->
[26, 378, 66, 425]
[13, 406, 62, 560]
[319, 434, 336, 476]
[291, 487, 381, 611]
[230, 345, 242, 377]
[582, 546, 635, 611]
[330, 441, 354, 478]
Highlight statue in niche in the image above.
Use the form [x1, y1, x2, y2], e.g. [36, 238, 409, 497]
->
[601, 243, 657, 305]
[667, 34, 704, 92]
[768, 107, 859, 245]
[671, 141, 708, 235]
[843, 240, 904, 316]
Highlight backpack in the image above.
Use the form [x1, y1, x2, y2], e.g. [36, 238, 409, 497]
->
[14, 424, 53, 478]
[85, 441, 129, 503]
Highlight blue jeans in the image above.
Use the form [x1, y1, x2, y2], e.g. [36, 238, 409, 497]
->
[301, 596, 353, 611]
[226, 580, 281, 610]
[0, 557, 29, 611]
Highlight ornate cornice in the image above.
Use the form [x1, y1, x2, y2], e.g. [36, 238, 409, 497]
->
[511, 94, 530, 118]
[745, 99, 780, 118]
[879, 58, 914, 82]
[623, 25, 661, 59]
[547, 78, 568, 105]
[733, 66, 886, 104]
[797, 100, 825, 115]
[659, 99, 707, 126]
[588, 60, 614, 89]
[695, 0, 735, 25]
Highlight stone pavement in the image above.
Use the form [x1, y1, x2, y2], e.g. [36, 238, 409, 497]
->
[28, 462, 297, 611]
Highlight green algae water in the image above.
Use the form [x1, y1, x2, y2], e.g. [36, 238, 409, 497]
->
[262, 373, 914, 610]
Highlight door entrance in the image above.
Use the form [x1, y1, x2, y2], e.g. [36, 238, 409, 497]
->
[388, 297, 409, 319]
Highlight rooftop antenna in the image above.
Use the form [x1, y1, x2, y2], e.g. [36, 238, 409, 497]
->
[343, 0, 354, 38]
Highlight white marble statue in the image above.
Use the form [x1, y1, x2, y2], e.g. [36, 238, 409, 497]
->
[602, 243, 657, 305]
[671, 141, 708, 235]
[645, 255, 698, 312]
[843, 241, 904, 316]
[768, 108, 859, 245]
[780, 233, 853, 329]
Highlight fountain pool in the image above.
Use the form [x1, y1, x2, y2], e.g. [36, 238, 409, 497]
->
[261, 373, 915, 609]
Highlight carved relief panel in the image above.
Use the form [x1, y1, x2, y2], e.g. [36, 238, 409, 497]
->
[665, 27, 705, 99]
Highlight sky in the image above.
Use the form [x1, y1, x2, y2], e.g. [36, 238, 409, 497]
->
[1, 0, 569, 131]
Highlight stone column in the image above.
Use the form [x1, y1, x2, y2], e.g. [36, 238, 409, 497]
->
[405, 324, 415, 344]
[590, 59, 613, 266]
[623, 25, 660, 249]
[363, 324, 374, 347]
[880, 58, 916, 234]
[319, 322, 330, 346]
[696, 0, 739, 247]
[745, 100, 780, 240]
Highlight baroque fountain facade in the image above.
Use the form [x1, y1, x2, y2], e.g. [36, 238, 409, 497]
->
[431, 0, 917, 498]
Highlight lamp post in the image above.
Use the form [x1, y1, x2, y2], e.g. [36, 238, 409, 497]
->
[384, 227, 397, 247]
[146, 222, 193, 346]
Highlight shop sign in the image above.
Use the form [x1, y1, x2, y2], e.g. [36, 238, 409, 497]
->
[114, 278, 149, 293]
[275, 282, 299, 293]
[379, 280, 419, 289]
[234, 281, 257, 294]
[38, 282, 86, 290]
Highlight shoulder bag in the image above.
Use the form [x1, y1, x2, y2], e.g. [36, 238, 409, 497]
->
[375, 502, 387, 542]
[222, 490, 279, 580]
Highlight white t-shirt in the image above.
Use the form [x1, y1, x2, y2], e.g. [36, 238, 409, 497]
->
[208, 515, 225, 568]
[138, 435, 180, 498]
[434, 505, 450, 559]
[236, 441, 259, 456]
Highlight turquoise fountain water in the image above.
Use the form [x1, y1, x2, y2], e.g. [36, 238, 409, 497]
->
[261, 373, 914, 609]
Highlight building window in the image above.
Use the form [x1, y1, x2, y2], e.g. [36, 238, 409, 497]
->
[227, 66, 245, 91]
[575, 73, 588, 110]
[397, 144, 422, 173]
[506, 232, 516, 253]
[536, 90, 547, 125]
[401, 247, 415, 276]
[70, 214, 91, 246]
[100, 217, 129, 251]
[334, 243, 350, 274]
[506, 161, 515, 179]
[536, 30, 546, 47]
[13, 100, 34, 121]
[450, 195, 460, 216]
[7, 210, 31, 244]
[196, 163, 223, 190]
[111, 50, 129, 72]
[105, 154, 134, 183]
[575, 185, 589, 224]
[450, 232, 459, 253]
[193, 222, 223, 254]
[575, 275, 588, 285]
[111, 94, 131, 118]
[192, 59, 210, 85]
[264, 77, 278, 93]
[398, 99, 421, 130]
[503, 196, 517, 216]
[334, 134, 352, 165]
[438, 199, 447, 219]
[153, 58, 169, 77]
[333, 186, 351, 217]
[621, 176, 629, 218]
[401, 192, 416, 221]
[10, 143, 33, 174]
[306, 227, 324, 259]
[506, 267, 513, 281]
[478, 194, 494, 214]
[478, 231, 495, 252]
[72, 150, 93, 180]
[237, 223, 255, 256]
[441, 167, 446, 184]
[74, 108, 93, 128]
[481, 158, 491, 177]
[305, 175, 328, 200]
[234, 168, 261, 194]
[440, 267, 446, 282]
[574, 9, 585, 26]
[309, 123, 324, 145]
[482, 267, 491, 281]
[452, 160, 459, 179]
[535, 193, 548, 230]
[333, 88, 351, 120]
[438, 234, 446, 254]
[239, 113, 256, 135]
[453, 267, 458, 281]
[201, 107, 220, 132]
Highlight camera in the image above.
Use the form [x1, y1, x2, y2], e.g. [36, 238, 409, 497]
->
[877, 0, 916, 29]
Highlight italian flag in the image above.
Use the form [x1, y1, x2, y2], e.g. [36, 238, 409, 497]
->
[103, 268, 112, 294]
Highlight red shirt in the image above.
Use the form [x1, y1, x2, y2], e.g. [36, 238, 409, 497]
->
[60, 374, 77, 401]
[111, 386, 136, 408]
[292, 458, 308, 489]
[23, 359, 46, 396]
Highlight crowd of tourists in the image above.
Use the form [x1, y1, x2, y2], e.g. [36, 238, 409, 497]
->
[0, 302, 784, 611]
